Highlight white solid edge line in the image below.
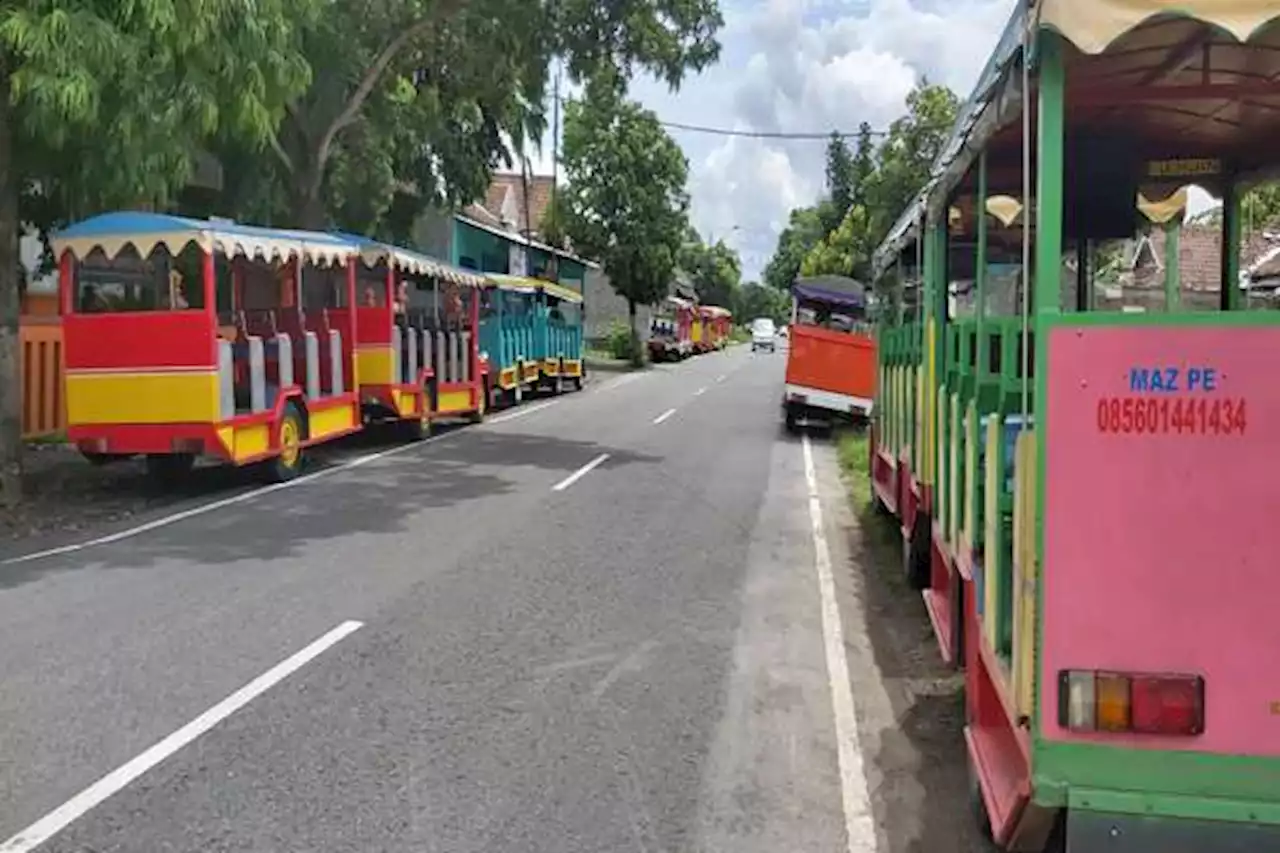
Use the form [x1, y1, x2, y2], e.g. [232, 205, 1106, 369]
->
[485, 400, 556, 425]
[551, 453, 610, 492]
[0, 620, 364, 853]
[801, 435, 876, 853]
[652, 408, 677, 425]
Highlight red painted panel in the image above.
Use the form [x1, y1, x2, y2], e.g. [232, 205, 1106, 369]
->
[346, 306, 392, 345]
[785, 325, 876, 401]
[65, 312, 216, 370]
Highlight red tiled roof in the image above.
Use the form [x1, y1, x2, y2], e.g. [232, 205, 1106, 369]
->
[1136, 224, 1223, 292]
[481, 172, 556, 238]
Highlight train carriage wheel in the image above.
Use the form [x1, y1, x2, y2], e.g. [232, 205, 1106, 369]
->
[267, 403, 306, 483]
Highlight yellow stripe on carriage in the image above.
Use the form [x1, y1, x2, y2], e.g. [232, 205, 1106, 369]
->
[355, 346, 396, 385]
[437, 389, 472, 412]
[308, 401, 359, 439]
[222, 423, 270, 462]
[66, 370, 220, 425]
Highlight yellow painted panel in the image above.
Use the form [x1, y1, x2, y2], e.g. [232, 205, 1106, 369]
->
[543, 359, 560, 374]
[962, 402, 977, 546]
[562, 359, 582, 377]
[935, 385, 947, 517]
[1012, 429, 1038, 719]
[356, 347, 395, 385]
[983, 416, 1001, 651]
[394, 390, 418, 416]
[67, 371, 220, 425]
[499, 367, 518, 389]
[437, 389, 472, 412]
[521, 361, 540, 380]
[215, 426, 234, 457]
[924, 318, 936, 484]
[309, 403, 357, 439]
[232, 423, 271, 462]
[949, 391, 961, 546]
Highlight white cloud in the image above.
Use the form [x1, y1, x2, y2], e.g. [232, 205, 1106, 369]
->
[529, 0, 1018, 279]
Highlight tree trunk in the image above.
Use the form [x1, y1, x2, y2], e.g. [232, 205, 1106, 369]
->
[627, 298, 643, 368]
[0, 69, 22, 507]
[290, 161, 328, 231]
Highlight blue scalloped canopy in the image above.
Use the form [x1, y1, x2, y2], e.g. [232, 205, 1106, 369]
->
[56, 211, 354, 248]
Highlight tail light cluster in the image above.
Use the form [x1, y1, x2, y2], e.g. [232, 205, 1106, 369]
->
[1058, 670, 1204, 736]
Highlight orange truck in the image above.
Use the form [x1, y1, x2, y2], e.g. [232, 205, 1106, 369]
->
[783, 275, 876, 431]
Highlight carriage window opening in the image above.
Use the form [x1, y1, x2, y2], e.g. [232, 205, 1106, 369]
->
[302, 263, 348, 310]
[358, 268, 388, 307]
[75, 244, 205, 314]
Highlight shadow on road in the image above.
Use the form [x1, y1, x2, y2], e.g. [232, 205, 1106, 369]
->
[0, 429, 661, 588]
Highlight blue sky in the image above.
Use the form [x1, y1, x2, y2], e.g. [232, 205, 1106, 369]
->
[528, 0, 1212, 280]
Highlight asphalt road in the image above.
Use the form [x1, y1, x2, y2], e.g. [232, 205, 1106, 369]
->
[0, 343, 983, 853]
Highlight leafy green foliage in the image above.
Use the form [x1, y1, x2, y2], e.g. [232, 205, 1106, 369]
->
[762, 204, 831, 290]
[604, 319, 636, 360]
[680, 236, 741, 309]
[738, 281, 789, 324]
[240, 0, 722, 231]
[557, 76, 690, 365]
[800, 204, 873, 279]
[764, 79, 959, 294]
[823, 132, 854, 233]
[0, 0, 316, 502]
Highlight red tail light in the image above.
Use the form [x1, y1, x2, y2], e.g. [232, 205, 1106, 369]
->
[1131, 675, 1204, 735]
[1059, 670, 1204, 736]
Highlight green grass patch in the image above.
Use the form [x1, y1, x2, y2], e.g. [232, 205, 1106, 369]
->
[834, 427, 900, 555]
[835, 428, 871, 506]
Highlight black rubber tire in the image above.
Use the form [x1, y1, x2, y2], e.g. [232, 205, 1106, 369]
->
[145, 453, 194, 489]
[267, 403, 306, 483]
[784, 407, 799, 434]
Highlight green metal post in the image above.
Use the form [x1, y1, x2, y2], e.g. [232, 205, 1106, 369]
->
[1034, 34, 1065, 319]
[1162, 222, 1180, 311]
[1221, 181, 1241, 311]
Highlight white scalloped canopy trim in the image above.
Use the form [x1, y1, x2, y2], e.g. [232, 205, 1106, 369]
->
[56, 232, 353, 268]
[1041, 0, 1280, 54]
[359, 247, 487, 288]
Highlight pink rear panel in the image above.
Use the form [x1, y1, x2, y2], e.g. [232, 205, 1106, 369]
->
[1041, 324, 1280, 756]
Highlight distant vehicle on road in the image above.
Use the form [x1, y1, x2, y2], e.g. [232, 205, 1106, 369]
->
[750, 318, 777, 352]
[648, 295, 695, 362]
[782, 275, 875, 431]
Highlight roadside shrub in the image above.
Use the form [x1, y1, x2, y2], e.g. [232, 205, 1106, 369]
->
[606, 319, 635, 360]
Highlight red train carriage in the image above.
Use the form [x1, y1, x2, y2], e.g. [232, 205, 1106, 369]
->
[348, 238, 489, 436]
[56, 212, 365, 483]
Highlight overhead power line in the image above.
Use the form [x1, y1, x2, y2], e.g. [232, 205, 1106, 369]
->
[549, 92, 889, 140]
[656, 119, 890, 140]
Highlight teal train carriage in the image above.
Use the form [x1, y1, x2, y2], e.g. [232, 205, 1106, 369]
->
[479, 274, 584, 403]
[868, 2, 1280, 851]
